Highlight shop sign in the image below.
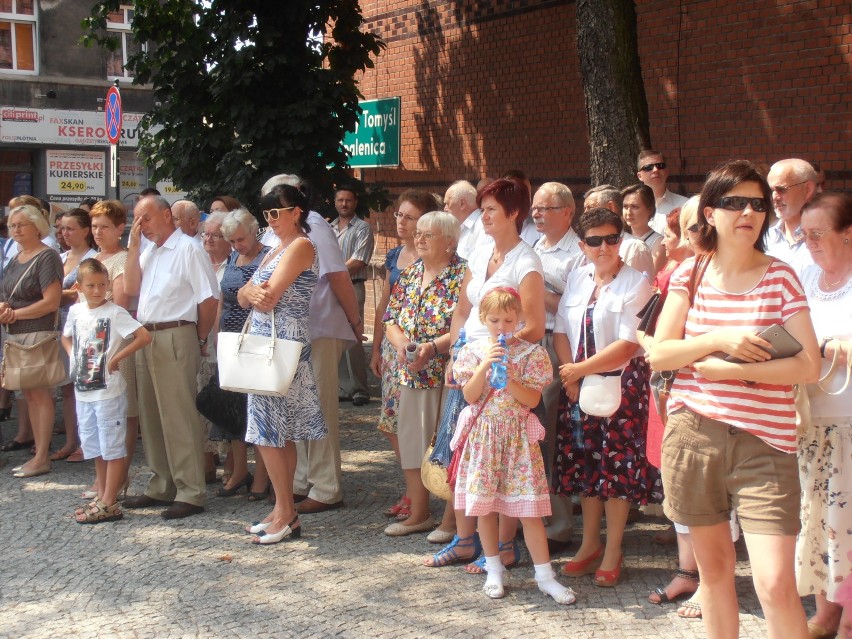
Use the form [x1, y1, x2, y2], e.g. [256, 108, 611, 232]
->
[120, 154, 146, 192]
[0, 106, 144, 147]
[155, 180, 187, 205]
[342, 97, 400, 168]
[45, 150, 105, 203]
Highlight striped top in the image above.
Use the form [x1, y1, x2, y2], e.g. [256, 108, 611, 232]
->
[667, 257, 808, 453]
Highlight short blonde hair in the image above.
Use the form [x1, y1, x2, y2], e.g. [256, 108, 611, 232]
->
[478, 287, 523, 324]
[678, 196, 700, 250]
[417, 211, 461, 244]
[10, 205, 50, 239]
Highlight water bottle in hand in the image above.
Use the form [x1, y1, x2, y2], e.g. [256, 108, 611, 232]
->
[490, 334, 508, 389]
[450, 328, 466, 384]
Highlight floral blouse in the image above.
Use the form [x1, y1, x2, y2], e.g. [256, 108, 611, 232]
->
[384, 254, 467, 389]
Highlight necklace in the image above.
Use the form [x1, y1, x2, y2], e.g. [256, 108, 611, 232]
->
[821, 266, 851, 289]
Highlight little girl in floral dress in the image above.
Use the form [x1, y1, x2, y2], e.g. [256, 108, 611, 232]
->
[451, 287, 575, 604]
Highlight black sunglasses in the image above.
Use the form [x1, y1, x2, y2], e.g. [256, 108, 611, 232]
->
[715, 196, 768, 213]
[583, 233, 621, 247]
[639, 162, 667, 172]
[687, 223, 700, 233]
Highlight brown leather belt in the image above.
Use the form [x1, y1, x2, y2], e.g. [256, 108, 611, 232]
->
[142, 320, 195, 332]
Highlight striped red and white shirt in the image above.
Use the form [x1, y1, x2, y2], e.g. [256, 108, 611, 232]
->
[667, 257, 808, 453]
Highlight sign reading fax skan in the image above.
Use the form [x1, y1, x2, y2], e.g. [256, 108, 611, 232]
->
[343, 98, 400, 168]
[0, 107, 144, 147]
[46, 150, 106, 203]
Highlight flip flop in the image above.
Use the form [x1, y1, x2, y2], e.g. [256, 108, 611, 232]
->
[677, 600, 702, 619]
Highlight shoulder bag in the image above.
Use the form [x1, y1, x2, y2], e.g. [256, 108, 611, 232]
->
[217, 307, 303, 397]
[578, 308, 623, 418]
[1, 251, 66, 391]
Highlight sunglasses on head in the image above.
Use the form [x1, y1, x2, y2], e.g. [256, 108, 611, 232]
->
[262, 206, 295, 221]
[583, 233, 621, 247]
[715, 196, 768, 213]
[687, 223, 700, 233]
[639, 162, 666, 172]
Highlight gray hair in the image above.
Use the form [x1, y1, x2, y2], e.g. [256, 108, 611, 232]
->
[10, 205, 51, 240]
[445, 180, 477, 207]
[221, 208, 260, 240]
[172, 199, 200, 220]
[204, 211, 228, 230]
[535, 182, 575, 209]
[418, 211, 461, 245]
[770, 158, 819, 184]
[139, 195, 172, 212]
[261, 174, 300, 196]
[584, 184, 622, 209]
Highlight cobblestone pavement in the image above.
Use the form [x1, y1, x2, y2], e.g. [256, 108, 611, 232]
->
[0, 384, 804, 638]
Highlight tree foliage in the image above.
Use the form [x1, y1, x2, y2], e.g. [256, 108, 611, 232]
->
[82, 0, 385, 210]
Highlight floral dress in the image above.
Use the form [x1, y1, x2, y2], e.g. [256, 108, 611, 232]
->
[377, 246, 406, 434]
[452, 337, 553, 518]
[245, 241, 327, 447]
[552, 303, 663, 505]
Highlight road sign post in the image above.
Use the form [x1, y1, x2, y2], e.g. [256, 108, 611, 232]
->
[105, 82, 123, 200]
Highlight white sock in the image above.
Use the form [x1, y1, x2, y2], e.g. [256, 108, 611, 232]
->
[483, 555, 505, 598]
[534, 563, 576, 605]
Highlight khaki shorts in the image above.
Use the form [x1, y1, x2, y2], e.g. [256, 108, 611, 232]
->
[661, 407, 800, 536]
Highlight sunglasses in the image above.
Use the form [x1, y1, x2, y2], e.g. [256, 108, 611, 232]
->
[639, 162, 667, 172]
[262, 206, 295, 221]
[687, 223, 700, 233]
[715, 196, 768, 213]
[583, 233, 621, 247]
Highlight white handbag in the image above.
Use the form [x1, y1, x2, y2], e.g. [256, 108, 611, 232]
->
[217, 308, 303, 397]
[577, 309, 623, 418]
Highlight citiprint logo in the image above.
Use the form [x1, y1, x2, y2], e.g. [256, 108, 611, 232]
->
[1, 109, 42, 123]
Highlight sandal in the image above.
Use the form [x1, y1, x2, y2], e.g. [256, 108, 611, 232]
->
[75, 499, 123, 524]
[677, 600, 702, 619]
[648, 568, 699, 604]
[50, 449, 74, 461]
[424, 533, 482, 567]
[384, 495, 411, 518]
[247, 483, 271, 502]
[0, 439, 34, 452]
[465, 539, 521, 574]
[66, 448, 85, 463]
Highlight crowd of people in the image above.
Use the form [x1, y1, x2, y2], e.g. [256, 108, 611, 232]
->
[0, 151, 850, 638]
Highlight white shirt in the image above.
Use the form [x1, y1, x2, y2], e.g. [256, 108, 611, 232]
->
[650, 189, 689, 234]
[261, 211, 356, 343]
[533, 228, 583, 331]
[554, 262, 652, 363]
[619, 233, 655, 282]
[463, 240, 543, 341]
[456, 209, 486, 261]
[137, 229, 219, 323]
[63, 301, 143, 402]
[520, 217, 543, 246]
[765, 220, 814, 277]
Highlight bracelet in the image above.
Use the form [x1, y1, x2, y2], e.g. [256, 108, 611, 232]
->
[198, 337, 208, 346]
[820, 337, 834, 359]
[349, 317, 362, 329]
[430, 340, 438, 356]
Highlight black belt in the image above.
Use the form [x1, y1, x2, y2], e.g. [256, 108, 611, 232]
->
[544, 329, 554, 335]
[142, 320, 195, 332]
[351, 278, 366, 284]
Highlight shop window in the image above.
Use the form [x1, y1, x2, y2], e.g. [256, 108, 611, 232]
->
[106, 5, 145, 79]
[0, 0, 37, 73]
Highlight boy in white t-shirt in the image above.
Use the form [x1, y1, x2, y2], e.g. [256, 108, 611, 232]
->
[62, 259, 151, 524]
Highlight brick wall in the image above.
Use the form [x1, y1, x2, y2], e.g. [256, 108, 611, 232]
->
[355, 0, 851, 333]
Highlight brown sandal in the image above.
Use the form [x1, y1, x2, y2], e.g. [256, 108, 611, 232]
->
[75, 500, 123, 524]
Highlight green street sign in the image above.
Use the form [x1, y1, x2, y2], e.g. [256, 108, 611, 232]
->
[344, 97, 400, 168]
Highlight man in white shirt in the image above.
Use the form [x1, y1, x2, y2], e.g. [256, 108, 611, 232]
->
[260, 175, 363, 514]
[636, 149, 688, 233]
[171, 200, 203, 244]
[530, 182, 583, 551]
[766, 158, 819, 276]
[443, 180, 484, 261]
[122, 195, 220, 519]
[583, 185, 655, 281]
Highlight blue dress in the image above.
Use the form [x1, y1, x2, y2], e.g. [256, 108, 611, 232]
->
[245, 240, 327, 447]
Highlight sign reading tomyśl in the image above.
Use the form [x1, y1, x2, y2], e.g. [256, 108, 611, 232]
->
[46, 150, 106, 203]
[0, 107, 143, 147]
[342, 97, 400, 168]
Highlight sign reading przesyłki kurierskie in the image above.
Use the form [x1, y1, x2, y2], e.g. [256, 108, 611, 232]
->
[343, 98, 400, 168]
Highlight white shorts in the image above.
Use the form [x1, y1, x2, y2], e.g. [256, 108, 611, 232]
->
[77, 394, 128, 461]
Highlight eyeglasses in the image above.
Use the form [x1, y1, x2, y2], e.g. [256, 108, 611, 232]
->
[583, 233, 621, 247]
[687, 223, 700, 233]
[8, 222, 33, 230]
[393, 212, 419, 223]
[639, 162, 667, 172]
[715, 196, 768, 213]
[530, 206, 564, 215]
[413, 231, 442, 241]
[201, 232, 225, 241]
[262, 206, 295, 221]
[802, 229, 830, 242]
[770, 180, 808, 196]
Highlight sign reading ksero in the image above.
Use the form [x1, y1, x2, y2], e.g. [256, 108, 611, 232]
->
[343, 97, 400, 168]
[105, 86, 123, 145]
[46, 150, 106, 203]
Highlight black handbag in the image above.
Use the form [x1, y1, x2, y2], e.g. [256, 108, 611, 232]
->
[195, 372, 248, 438]
[636, 291, 663, 336]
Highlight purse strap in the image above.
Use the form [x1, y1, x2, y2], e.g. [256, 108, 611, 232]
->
[817, 341, 852, 395]
[3, 250, 50, 329]
[582, 304, 623, 376]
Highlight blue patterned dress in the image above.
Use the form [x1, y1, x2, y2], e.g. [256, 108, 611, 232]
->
[245, 240, 327, 447]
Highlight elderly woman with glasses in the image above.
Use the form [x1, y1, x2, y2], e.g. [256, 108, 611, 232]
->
[551, 207, 660, 588]
[650, 160, 820, 639]
[382, 211, 466, 537]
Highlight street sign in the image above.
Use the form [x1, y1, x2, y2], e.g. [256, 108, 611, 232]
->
[343, 97, 400, 168]
[105, 85, 123, 145]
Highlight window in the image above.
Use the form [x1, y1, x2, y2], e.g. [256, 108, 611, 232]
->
[0, 0, 37, 73]
[106, 5, 144, 79]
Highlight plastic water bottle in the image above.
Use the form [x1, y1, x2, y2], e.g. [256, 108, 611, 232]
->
[490, 334, 508, 389]
[571, 404, 584, 450]
[450, 328, 466, 384]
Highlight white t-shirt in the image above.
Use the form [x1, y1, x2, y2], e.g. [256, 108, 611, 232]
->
[63, 301, 142, 402]
[463, 240, 543, 341]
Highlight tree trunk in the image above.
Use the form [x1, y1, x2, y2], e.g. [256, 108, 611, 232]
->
[576, 0, 652, 188]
